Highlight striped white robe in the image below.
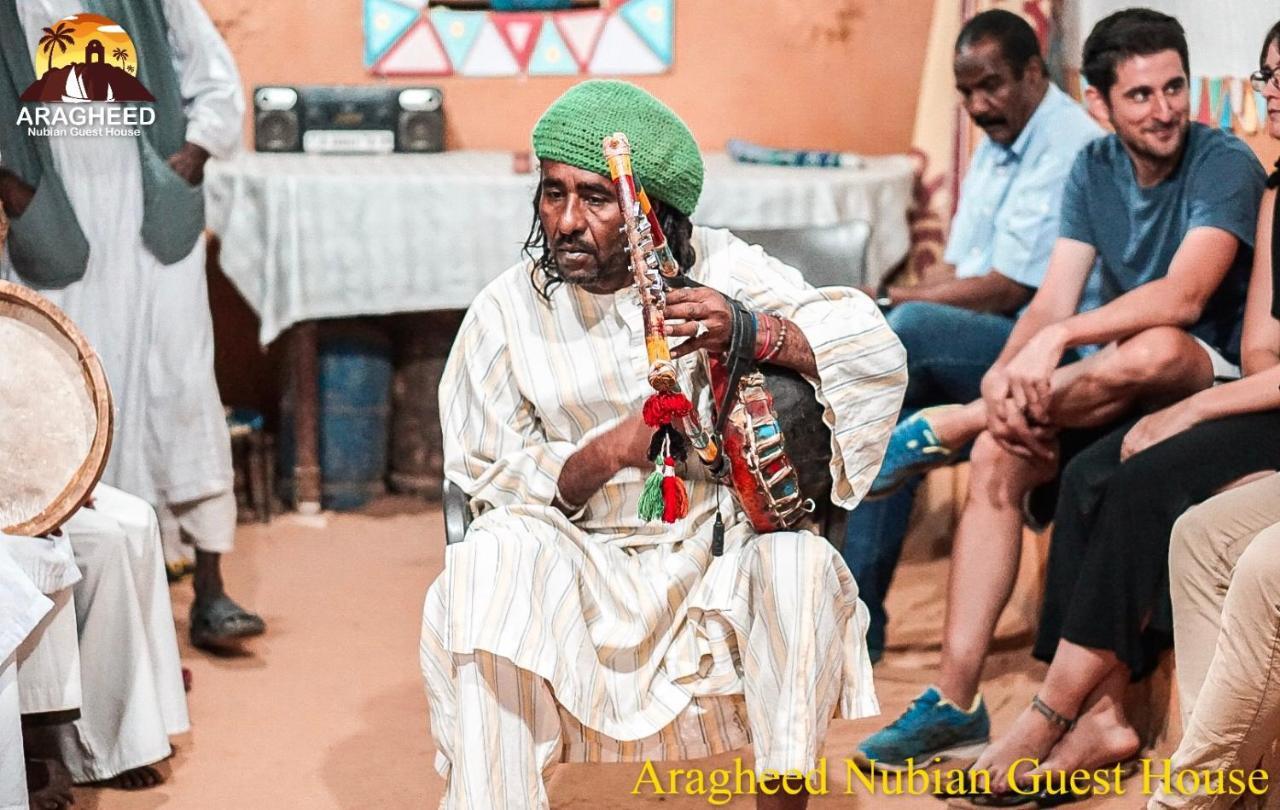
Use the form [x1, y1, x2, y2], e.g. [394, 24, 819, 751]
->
[421, 227, 906, 809]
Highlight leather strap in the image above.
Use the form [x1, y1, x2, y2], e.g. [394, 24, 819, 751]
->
[1031, 694, 1075, 730]
[714, 297, 757, 434]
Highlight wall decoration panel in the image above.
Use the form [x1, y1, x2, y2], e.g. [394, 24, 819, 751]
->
[365, 0, 674, 77]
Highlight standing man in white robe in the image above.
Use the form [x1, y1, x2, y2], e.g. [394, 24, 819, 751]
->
[0, 0, 264, 648]
[422, 81, 906, 810]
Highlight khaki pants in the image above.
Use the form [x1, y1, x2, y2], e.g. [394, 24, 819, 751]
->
[1149, 473, 1280, 809]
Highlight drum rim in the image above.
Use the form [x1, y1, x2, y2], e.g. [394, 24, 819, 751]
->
[0, 279, 114, 537]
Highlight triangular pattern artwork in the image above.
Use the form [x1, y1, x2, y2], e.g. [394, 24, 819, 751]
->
[366, 0, 675, 77]
[376, 19, 451, 76]
[492, 13, 543, 71]
[554, 9, 607, 70]
[527, 16, 578, 76]
[365, 0, 421, 67]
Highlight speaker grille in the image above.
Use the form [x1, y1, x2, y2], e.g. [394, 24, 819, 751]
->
[255, 110, 300, 152]
[397, 110, 443, 153]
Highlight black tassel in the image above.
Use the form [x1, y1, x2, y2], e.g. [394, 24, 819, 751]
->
[647, 424, 687, 462]
[711, 512, 725, 557]
[668, 427, 687, 461]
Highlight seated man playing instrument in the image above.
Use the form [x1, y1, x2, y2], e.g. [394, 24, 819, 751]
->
[420, 80, 907, 810]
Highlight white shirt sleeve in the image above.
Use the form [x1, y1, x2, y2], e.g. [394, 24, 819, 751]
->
[162, 0, 245, 160]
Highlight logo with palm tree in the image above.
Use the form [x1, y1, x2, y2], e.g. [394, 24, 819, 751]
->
[39, 22, 75, 74]
[20, 13, 153, 102]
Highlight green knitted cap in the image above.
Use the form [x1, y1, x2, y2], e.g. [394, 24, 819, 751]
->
[532, 80, 704, 216]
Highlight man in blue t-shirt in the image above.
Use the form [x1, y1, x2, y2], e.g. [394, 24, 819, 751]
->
[843, 8, 1103, 666]
[859, 8, 1265, 768]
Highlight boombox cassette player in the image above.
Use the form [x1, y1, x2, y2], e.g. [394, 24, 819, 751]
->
[254, 85, 444, 154]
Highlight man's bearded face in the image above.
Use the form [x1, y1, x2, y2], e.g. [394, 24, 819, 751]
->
[1100, 50, 1190, 164]
[537, 160, 632, 292]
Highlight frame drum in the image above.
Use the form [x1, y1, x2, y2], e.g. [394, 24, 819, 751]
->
[0, 279, 113, 536]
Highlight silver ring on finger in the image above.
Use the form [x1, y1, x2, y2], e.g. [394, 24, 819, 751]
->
[694, 321, 709, 338]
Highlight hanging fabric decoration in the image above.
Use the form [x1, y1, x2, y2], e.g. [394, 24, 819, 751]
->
[1189, 75, 1202, 119]
[1219, 79, 1235, 130]
[1202, 78, 1220, 126]
[1239, 83, 1259, 135]
[1229, 78, 1245, 128]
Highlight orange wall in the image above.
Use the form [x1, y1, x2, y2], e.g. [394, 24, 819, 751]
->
[203, 0, 934, 155]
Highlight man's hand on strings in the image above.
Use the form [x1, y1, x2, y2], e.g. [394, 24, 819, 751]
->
[665, 287, 733, 358]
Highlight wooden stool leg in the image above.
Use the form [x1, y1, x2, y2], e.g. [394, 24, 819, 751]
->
[291, 322, 322, 514]
[248, 432, 270, 524]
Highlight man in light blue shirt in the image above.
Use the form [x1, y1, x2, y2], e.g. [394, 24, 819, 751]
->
[844, 8, 1102, 664]
[946, 85, 1102, 299]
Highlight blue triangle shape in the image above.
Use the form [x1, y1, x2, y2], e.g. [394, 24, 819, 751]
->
[429, 8, 486, 71]
[528, 17, 578, 75]
[365, 0, 420, 67]
[619, 0, 672, 64]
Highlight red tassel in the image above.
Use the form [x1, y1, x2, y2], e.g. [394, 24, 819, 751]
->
[660, 456, 689, 523]
[643, 391, 693, 427]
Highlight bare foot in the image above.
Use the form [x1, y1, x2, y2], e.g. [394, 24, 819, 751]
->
[26, 758, 74, 810]
[1032, 705, 1140, 778]
[103, 765, 164, 790]
[970, 705, 1065, 793]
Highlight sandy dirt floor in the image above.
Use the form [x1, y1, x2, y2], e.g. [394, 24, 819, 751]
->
[69, 495, 1185, 809]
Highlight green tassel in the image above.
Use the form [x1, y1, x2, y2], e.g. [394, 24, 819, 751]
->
[637, 465, 665, 521]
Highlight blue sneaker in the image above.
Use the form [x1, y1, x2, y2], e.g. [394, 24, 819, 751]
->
[867, 410, 955, 499]
[855, 686, 989, 770]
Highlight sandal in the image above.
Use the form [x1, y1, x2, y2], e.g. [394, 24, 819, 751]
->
[189, 595, 266, 649]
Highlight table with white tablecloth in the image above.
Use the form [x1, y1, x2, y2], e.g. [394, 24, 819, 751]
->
[202, 150, 915, 511]
[205, 150, 914, 345]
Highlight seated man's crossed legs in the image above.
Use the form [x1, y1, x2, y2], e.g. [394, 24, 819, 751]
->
[856, 326, 1219, 768]
[885, 326, 1219, 464]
